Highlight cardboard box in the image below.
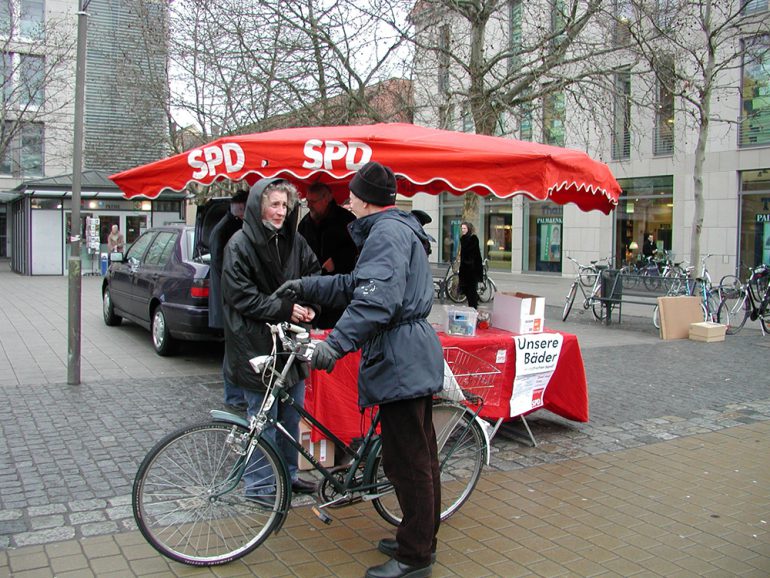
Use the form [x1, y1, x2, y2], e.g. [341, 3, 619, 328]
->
[492, 292, 545, 334]
[657, 296, 703, 340]
[443, 305, 478, 336]
[298, 419, 334, 470]
[689, 321, 727, 342]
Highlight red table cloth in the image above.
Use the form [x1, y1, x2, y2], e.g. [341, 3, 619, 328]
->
[305, 327, 588, 443]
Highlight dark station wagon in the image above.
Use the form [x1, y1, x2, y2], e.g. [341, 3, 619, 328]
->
[101, 199, 229, 355]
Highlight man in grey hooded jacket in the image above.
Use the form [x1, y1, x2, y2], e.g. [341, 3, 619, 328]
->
[276, 162, 443, 578]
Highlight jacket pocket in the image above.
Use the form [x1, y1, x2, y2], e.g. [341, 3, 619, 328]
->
[362, 333, 385, 368]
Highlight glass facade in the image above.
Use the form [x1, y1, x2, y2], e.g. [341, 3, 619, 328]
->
[739, 170, 770, 268]
[523, 200, 562, 273]
[544, 91, 565, 147]
[615, 176, 674, 266]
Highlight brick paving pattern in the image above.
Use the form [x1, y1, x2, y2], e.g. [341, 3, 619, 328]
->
[0, 263, 768, 576]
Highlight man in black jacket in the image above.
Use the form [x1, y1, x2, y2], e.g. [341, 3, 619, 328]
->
[297, 182, 356, 328]
[221, 178, 321, 494]
[208, 189, 248, 410]
[276, 162, 443, 577]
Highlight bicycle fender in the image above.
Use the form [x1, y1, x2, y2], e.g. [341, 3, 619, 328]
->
[473, 415, 492, 466]
[209, 410, 249, 428]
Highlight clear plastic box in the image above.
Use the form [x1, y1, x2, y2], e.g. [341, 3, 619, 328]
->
[443, 305, 478, 336]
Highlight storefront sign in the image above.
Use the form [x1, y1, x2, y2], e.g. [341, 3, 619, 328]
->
[510, 333, 563, 417]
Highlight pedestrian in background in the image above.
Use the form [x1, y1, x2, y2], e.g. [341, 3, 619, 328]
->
[297, 182, 356, 328]
[221, 178, 321, 495]
[458, 221, 483, 309]
[107, 224, 124, 253]
[276, 161, 442, 577]
[208, 188, 249, 411]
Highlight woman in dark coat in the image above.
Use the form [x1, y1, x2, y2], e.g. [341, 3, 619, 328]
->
[221, 177, 321, 493]
[458, 221, 483, 309]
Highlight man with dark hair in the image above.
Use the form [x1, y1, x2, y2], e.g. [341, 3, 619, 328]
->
[297, 182, 356, 328]
[276, 162, 443, 577]
[209, 188, 249, 410]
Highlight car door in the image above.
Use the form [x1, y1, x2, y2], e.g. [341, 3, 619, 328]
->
[109, 230, 156, 319]
[122, 231, 157, 318]
[133, 230, 178, 323]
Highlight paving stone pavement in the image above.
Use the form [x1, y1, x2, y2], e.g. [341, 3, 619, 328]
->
[0, 261, 768, 576]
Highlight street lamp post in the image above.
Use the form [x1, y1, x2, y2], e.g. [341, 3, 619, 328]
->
[67, 0, 90, 385]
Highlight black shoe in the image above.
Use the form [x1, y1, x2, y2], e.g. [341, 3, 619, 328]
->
[378, 539, 436, 564]
[291, 477, 317, 494]
[365, 557, 432, 578]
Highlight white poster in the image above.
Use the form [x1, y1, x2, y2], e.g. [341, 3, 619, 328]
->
[510, 333, 563, 417]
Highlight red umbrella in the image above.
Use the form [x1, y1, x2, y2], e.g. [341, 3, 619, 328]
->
[110, 123, 620, 213]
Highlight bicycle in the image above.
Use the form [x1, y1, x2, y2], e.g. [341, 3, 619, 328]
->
[717, 263, 770, 335]
[692, 253, 721, 323]
[651, 264, 695, 329]
[446, 258, 498, 304]
[562, 256, 608, 322]
[132, 322, 493, 566]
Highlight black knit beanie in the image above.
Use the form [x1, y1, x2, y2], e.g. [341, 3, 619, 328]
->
[349, 161, 397, 206]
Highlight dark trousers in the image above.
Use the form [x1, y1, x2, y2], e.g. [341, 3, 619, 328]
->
[379, 396, 441, 567]
[460, 278, 480, 309]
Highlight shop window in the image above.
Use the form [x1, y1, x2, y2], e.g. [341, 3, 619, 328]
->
[126, 215, 148, 244]
[739, 170, 770, 268]
[740, 35, 770, 148]
[484, 197, 512, 270]
[439, 192, 463, 263]
[522, 200, 562, 273]
[615, 176, 674, 267]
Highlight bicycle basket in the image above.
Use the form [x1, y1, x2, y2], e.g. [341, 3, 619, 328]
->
[441, 347, 502, 406]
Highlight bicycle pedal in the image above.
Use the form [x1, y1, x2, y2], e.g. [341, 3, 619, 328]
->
[312, 505, 333, 525]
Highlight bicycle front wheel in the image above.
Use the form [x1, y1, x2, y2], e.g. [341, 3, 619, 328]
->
[446, 273, 466, 303]
[371, 404, 485, 526]
[562, 283, 578, 321]
[133, 421, 289, 566]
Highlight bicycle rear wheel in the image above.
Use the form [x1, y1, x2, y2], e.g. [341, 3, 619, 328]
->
[562, 282, 578, 321]
[478, 278, 496, 303]
[371, 404, 485, 526]
[133, 421, 289, 566]
[446, 273, 466, 304]
[718, 285, 748, 335]
[579, 267, 596, 288]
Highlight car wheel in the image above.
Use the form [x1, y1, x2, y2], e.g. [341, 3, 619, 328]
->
[103, 287, 122, 326]
[152, 307, 175, 356]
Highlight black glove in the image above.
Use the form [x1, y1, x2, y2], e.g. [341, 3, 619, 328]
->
[311, 341, 342, 373]
[274, 279, 304, 301]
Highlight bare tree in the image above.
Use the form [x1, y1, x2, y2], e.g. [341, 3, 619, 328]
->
[623, 0, 770, 267]
[406, 0, 624, 222]
[0, 13, 75, 173]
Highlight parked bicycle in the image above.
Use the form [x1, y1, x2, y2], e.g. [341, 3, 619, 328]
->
[651, 263, 695, 329]
[717, 263, 770, 335]
[562, 256, 608, 322]
[132, 322, 493, 566]
[692, 253, 721, 323]
[446, 258, 498, 304]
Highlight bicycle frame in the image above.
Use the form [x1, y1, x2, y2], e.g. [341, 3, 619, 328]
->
[214, 323, 490, 510]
